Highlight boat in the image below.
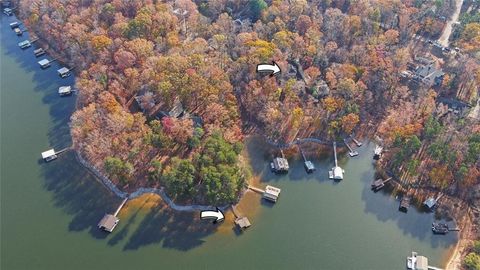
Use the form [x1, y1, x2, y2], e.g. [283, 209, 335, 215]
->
[406, 251, 417, 269]
[14, 28, 22, 36]
[432, 222, 449, 234]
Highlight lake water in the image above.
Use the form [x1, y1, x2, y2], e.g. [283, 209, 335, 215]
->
[1, 15, 457, 270]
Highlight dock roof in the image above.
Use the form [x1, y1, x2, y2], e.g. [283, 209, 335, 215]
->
[273, 157, 289, 171]
[265, 185, 281, 196]
[424, 198, 436, 209]
[57, 67, 69, 74]
[58, 86, 72, 94]
[41, 149, 56, 159]
[98, 214, 119, 232]
[332, 166, 344, 180]
[38, 59, 50, 66]
[234, 217, 251, 229]
[416, 256, 428, 270]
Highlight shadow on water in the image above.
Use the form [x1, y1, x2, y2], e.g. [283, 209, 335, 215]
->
[123, 205, 217, 251]
[41, 151, 119, 240]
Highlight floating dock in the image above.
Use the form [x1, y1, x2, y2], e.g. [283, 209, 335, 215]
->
[98, 197, 128, 233]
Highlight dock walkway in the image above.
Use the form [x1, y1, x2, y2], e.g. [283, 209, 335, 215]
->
[248, 185, 265, 194]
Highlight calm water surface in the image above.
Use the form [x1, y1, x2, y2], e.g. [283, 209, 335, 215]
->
[1, 15, 457, 270]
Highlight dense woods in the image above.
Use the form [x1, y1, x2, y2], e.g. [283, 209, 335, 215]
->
[15, 0, 479, 214]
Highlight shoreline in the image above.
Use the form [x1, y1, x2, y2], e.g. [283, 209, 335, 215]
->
[445, 208, 474, 270]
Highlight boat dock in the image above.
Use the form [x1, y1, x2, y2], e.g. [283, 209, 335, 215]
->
[371, 177, 391, 191]
[98, 197, 128, 233]
[38, 57, 57, 69]
[270, 150, 289, 173]
[343, 139, 359, 157]
[329, 142, 344, 180]
[232, 205, 251, 230]
[298, 145, 315, 173]
[406, 251, 443, 270]
[40, 147, 70, 162]
[248, 185, 281, 203]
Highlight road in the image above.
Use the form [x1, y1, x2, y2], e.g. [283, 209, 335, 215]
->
[438, 0, 464, 47]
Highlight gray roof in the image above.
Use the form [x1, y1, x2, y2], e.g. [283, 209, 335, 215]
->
[234, 217, 251, 229]
[424, 198, 436, 208]
[273, 157, 289, 171]
[98, 214, 119, 232]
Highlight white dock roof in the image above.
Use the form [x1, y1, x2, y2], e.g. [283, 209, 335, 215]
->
[38, 59, 50, 66]
[41, 149, 56, 159]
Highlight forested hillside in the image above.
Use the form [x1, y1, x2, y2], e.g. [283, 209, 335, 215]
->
[15, 0, 479, 212]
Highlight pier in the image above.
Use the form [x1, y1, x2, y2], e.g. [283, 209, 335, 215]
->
[329, 142, 344, 180]
[98, 197, 128, 233]
[343, 139, 359, 157]
[352, 137, 362, 147]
